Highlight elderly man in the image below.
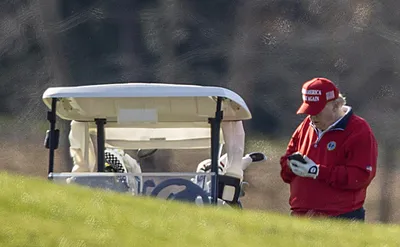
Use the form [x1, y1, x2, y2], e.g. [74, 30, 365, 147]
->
[279, 77, 378, 221]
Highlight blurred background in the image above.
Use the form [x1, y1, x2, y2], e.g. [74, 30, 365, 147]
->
[0, 0, 399, 223]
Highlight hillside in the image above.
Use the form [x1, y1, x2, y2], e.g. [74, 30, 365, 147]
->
[0, 171, 399, 247]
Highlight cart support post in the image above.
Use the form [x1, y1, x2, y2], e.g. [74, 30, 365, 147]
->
[95, 118, 107, 172]
[209, 97, 223, 204]
[47, 98, 58, 176]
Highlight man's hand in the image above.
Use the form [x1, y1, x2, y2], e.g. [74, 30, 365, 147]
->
[288, 153, 319, 179]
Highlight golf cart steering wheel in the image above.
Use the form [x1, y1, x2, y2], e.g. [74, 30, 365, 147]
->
[150, 178, 210, 204]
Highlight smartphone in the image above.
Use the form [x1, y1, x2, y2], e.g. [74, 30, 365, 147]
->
[287, 153, 306, 163]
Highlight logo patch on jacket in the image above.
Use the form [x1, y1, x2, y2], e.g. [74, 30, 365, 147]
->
[327, 141, 336, 151]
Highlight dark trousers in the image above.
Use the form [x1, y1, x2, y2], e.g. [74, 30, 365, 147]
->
[331, 207, 365, 221]
[291, 207, 366, 221]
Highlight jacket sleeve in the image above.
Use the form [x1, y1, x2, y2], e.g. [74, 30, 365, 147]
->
[279, 124, 303, 184]
[317, 127, 378, 190]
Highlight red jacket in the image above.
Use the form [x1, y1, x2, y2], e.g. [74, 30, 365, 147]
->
[280, 107, 378, 216]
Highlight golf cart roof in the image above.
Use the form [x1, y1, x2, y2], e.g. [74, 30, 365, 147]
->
[42, 82, 251, 127]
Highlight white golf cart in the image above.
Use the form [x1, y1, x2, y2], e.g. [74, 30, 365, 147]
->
[42, 82, 266, 207]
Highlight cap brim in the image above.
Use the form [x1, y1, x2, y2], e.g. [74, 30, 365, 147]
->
[296, 102, 324, 115]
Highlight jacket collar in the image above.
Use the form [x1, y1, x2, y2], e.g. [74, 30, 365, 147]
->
[332, 106, 353, 130]
[309, 106, 353, 132]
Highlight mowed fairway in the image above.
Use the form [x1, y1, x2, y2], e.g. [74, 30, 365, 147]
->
[0, 172, 399, 247]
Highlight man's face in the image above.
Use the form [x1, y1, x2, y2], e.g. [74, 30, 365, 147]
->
[309, 101, 338, 130]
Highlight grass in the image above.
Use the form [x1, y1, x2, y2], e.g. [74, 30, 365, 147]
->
[0, 172, 399, 247]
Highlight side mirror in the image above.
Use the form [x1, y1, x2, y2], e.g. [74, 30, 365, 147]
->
[44, 129, 60, 149]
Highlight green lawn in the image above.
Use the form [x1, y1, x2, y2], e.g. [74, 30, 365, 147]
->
[0, 171, 399, 247]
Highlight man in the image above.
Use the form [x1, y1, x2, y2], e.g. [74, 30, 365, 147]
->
[68, 120, 142, 174]
[279, 77, 378, 221]
[68, 120, 142, 193]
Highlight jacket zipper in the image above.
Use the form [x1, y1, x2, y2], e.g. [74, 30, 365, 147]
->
[312, 126, 344, 147]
